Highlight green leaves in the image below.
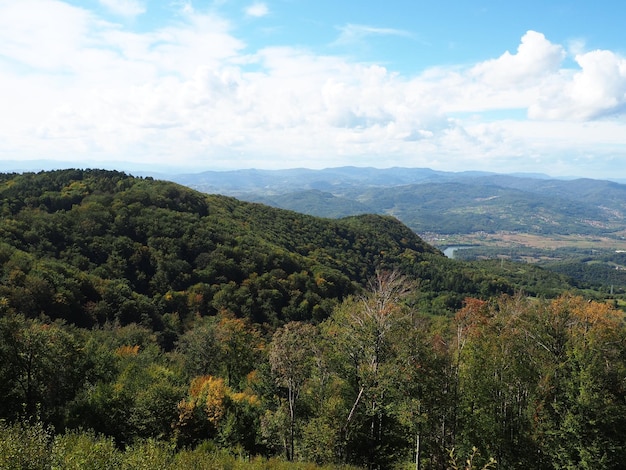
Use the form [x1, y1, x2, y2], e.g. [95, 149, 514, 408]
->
[453, 294, 626, 469]
[0, 314, 87, 425]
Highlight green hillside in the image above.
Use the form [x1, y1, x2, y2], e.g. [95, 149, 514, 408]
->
[264, 181, 626, 236]
[217, 171, 626, 290]
[1, 169, 588, 332]
[0, 169, 453, 330]
[2, 170, 624, 469]
[251, 189, 375, 218]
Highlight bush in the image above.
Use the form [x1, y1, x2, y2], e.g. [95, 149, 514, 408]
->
[0, 420, 52, 470]
[51, 430, 121, 470]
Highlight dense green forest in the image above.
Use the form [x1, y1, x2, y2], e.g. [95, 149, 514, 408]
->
[1, 170, 625, 469]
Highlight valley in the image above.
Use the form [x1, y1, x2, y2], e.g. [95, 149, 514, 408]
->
[431, 231, 626, 258]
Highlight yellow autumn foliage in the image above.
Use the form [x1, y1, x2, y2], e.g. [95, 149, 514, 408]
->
[115, 345, 139, 357]
[178, 375, 260, 431]
[230, 391, 260, 407]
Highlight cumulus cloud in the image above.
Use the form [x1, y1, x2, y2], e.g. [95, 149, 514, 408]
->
[470, 30, 565, 86]
[530, 49, 626, 120]
[0, 3, 625, 176]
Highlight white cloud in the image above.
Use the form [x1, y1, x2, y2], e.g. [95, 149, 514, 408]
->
[98, 0, 145, 18]
[470, 31, 565, 87]
[245, 2, 269, 18]
[567, 37, 587, 56]
[530, 49, 626, 120]
[0, 3, 625, 177]
[334, 23, 412, 45]
[98, 0, 146, 18]
[0, 0, 94, 71]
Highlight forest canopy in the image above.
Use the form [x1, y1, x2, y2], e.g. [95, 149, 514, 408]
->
[1, 169, 623, 469]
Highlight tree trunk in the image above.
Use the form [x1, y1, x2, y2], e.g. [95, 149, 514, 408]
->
[289, 381, 295, 461]
[415, 431, 421, 470]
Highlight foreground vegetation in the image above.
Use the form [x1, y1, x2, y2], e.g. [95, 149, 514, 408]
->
[2, 170, 626, 468]
[0, 420, 358, 470]
[1, 287, 625, 469]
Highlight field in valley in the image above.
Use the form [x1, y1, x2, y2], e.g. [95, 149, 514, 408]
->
[431, 231, 626, 252]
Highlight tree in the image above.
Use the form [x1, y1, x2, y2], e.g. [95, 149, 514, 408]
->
[454, 295, 538, 468]
[268, 321, 318, 460]
[323, 270, 414, 468]
[0, 314, 86, 426]
[175, 374, 260, 453]
[391, 312, 451, 470]
[176, 317, 221, 377]
[213, 312, 264, 389]
[526, 295, 626, 468]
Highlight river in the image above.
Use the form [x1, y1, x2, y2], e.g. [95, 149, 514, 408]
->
[442, 246, 474, 259]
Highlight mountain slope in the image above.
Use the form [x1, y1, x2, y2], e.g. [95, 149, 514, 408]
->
[0, 170, 447, 333]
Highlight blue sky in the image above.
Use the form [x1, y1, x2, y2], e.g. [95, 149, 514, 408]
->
[1, 0, 626, 178]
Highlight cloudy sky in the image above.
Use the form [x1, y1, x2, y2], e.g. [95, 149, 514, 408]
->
[1, 0, 626, 178]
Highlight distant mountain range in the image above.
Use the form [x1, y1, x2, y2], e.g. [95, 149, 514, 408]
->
[168, 167, 555, 195]
[3, 163, 626, 240]
[162, 167, 626, 239]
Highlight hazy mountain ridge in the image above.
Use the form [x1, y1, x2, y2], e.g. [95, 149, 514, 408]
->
[165, 167, 626, 238]
[170, 167, 458, 195]
[170, 167, 528, 194]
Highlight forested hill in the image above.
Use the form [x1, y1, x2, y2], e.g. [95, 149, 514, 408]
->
[4, 169, 623, 469]
[0, 169, 457, 332]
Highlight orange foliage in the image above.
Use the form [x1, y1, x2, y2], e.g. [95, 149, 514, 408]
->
[454, 297, 490, 340]
[115, 344, 139, 357]
[188, 375, 226, 422]
[231, 391, 260, 407]
[547, 294, 622, 347]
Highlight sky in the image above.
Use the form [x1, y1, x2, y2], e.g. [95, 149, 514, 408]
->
[1, 1, 626, 178]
